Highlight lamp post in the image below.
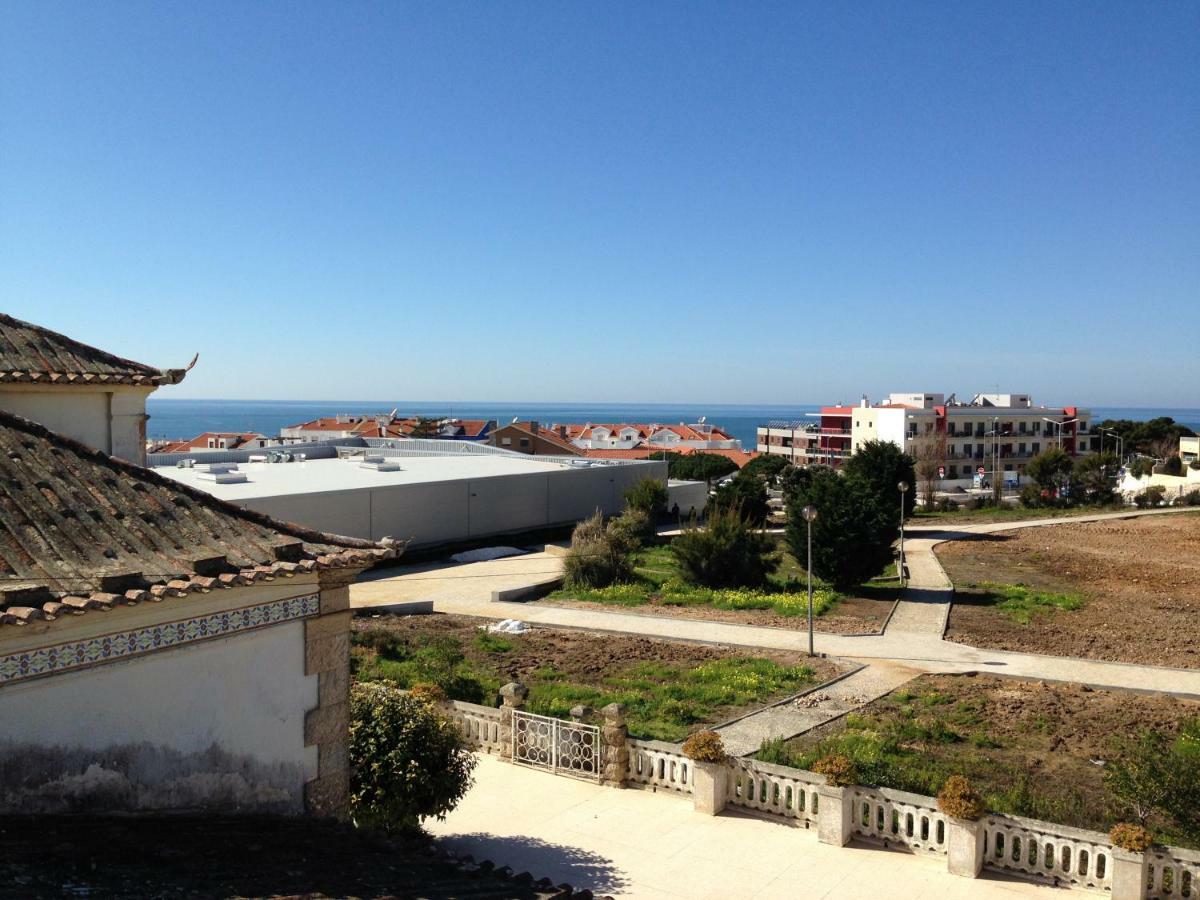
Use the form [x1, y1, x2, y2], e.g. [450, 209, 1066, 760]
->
[802, 504, 818, 656]
[897, 481, 909, 587]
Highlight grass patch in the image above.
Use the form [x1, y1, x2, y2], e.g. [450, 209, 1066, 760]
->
[913, 503, 1128, 524]
[352, 623, 820, 742]
[963, 581, 1085, 624]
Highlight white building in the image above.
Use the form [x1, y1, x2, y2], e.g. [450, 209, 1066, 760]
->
[565, 421, 741, 452]
[0, 313, 191, 463]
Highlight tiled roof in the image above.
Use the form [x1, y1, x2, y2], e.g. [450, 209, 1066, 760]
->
[0, 410, 398, 629]
[0, 313, 192, 386]
[500, 422, 582, 454]
[579, 446, 758, 467]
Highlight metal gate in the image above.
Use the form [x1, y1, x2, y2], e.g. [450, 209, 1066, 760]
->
[511, 710, 600, 782]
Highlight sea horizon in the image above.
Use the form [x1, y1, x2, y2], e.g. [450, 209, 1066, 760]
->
[146, 397, 1200, 449]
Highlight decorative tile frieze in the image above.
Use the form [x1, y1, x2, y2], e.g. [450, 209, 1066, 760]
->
[0, 593, 319, 686]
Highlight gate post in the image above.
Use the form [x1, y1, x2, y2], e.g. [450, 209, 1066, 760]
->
[600, 703, 629, 788]
[499, 682, 527, 762]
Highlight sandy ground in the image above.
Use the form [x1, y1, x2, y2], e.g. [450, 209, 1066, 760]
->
[939, 513, 1200, 668]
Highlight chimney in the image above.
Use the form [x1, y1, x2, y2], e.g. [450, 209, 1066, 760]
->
[860, 395, 869, 408]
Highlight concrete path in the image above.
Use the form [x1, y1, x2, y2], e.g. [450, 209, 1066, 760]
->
[352, 549, 565, 609]
[715, 660, 921, 757]
[429, 753, 1072, 899]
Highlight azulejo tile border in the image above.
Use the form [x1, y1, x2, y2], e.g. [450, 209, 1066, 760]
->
[0, 593, 320, 686]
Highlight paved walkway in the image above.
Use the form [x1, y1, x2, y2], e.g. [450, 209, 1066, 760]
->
[429, 754, 1070, 899]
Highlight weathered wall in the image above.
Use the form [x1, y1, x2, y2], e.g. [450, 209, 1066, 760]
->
[0, 620, 316, 814]
[0, 384, 153, 462]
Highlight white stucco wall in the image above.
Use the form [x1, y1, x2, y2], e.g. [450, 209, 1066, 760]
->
[0, 385, 152, 461]
[0, 620, 316, 813]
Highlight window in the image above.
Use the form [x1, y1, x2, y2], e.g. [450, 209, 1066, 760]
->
[519, 438, 530, 447]
[1004, 463, 1013, 471]
[501, 437, 512, 446]
[1033, 442, 1040, 453]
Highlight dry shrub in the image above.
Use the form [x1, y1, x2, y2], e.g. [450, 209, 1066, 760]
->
[812, 754, 856, 787]
[682, 730, 727, 763]
[410, 682, 447, 705]
[937, 775, 985, 820]
[1110, 822, 1153, 852]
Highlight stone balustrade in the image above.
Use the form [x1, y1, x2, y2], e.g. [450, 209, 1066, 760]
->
[726, 757, 822, 829]
[982, 812, 1114, 892]
[626, 738, 693, 794]
[850, 785, 948, 857]
[1147, 845, 1200, 898]
[445, 700, 505, 755]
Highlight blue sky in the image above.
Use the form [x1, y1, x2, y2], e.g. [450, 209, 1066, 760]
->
[2, 2, 1196, 406]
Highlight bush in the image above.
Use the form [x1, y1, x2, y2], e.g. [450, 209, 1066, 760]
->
[624, 478, 668, 518]
[1130, 458, 1155, 478]
[1110, 823, 1153, 852]
[409, 682, 447, 705]
[843, 440, 918, 520]
[608, 507, 654, 549]
[661, 452, 739, 483]
[670, 506, 779, 589]
[1027, 448, 1074, 493]
[1164, 456, 1184, 476]
[682, 730, 727, 763]
[785, 467, 894, 590]
[1106, 722, 1200, 843]
[740, 454, 790, 482]
[812, 754, 856, 787]
[935, 497, 959, 512]
[1183, 490, 1200, 507]
[562, 510, 634, 589]
[1133, 485, 1166, 509]
[349, 682, 476, 833]
[1019, 484, 1044, 509]
[937, 775, 985, 819]
[709, 475, 770, 526]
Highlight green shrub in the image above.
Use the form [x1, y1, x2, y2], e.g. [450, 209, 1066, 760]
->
[608, 507, 655, 549]
[670, 506, 778, 588]
[1019, 484, 1044, 508]
[349, 682, 476, 833]
[663, 452, 739, 482]
[709, 476, 770, 525]
[842, 440, 918, 520]
[1110, 823, 1153, 852]
[1164, 456, 1184, 476]
[562, 510, 635, 589]
[740, 454, 790, 481]
[1130, 458, 1155, 478]
[812, 754, 857, 787]
[1184, 490, 1200, 507]
[937, 775, 985, 819]
[624, 478, 668, 517]
[1134, 485, 1167, 509]
[935, 497, 959, 512]
[682, 730, 727, 763]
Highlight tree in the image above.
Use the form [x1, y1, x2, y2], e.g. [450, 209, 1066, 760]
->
[911, 433, 948, 509]
[740, 454, 790, 482]
[1026, 447, 1073, 495]
[1106, 721, 1200, 842]
[670, 505, 778, 588]
[709, 475, 770, 526]
[785, 467, 894, 590]
[1097, 417, 1196, 457]
[1073, 452, 1119, 505]
[408, 417, 443, 438]
[349, 683, 476, 833]
[624, 477, 668, 518]
[652, 451, 738, 483]
[842, 440, 918, 520]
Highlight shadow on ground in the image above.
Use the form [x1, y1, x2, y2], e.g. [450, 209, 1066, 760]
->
[437, 832, 629, 895]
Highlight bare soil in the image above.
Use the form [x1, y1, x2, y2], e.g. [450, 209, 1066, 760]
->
[781, 674, 1200, 841]
[539, 593, 895, 633]
[939, 514, 1200, 668]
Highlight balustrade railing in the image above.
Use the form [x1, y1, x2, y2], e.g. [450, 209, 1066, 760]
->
[448, 700, 505, 755]
[1148, 845, 1200, 898]
[727, 758, 821, 828]
[982, 813, 1113, 892]
[626, 739, 693, 794]
[851, 786, 948, 856]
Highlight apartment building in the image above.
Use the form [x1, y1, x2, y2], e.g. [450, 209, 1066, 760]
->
[758, 392, 1097, 484]
[1182, 435, 1199, 465]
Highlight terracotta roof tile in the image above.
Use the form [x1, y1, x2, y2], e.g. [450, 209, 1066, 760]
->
[0, 410, 398, 629]
[0, 313, 192, 386]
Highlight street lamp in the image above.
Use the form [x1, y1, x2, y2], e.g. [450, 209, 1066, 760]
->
[897, 481, 909, 587]
[1101, 428, 1124, 463]
[802, 504, 818, 656]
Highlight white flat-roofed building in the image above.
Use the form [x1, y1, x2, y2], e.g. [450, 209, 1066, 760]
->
[156, 445, 666, 548]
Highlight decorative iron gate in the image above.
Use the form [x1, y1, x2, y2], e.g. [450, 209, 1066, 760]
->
[511, 710, 600, 782]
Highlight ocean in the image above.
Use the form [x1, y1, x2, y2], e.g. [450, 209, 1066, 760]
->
[145, 399, 1200, 450]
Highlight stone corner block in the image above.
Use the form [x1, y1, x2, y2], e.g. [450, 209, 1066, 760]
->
[1110, 846, 1149, 900]
[816, 784, 854, 847]
[946, 817, 985, 877]
[691, 760, 729, 816]
[304, 770, 350, 819]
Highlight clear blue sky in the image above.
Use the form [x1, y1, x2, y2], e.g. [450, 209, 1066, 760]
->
[2, 2, 1196, 406]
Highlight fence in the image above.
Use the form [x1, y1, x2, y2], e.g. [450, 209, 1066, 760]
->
[626, 739, 693, 794]
[851, 785, 948, 856]
[442, 686, 1197, 898]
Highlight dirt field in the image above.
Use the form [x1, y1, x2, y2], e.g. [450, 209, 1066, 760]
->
[768, 674, 1200, 842]
[540, 593, 895, 633]
[938, 513, 1200, 667]
[354, 614, 844, 741]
